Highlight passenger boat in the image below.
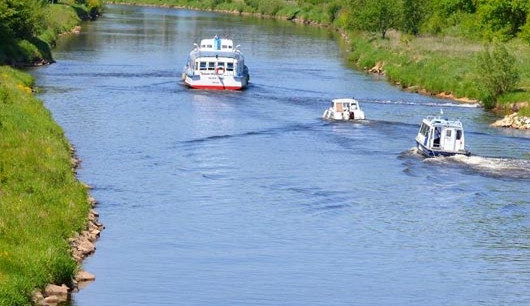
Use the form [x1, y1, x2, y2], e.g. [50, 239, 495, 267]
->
[322, 98, 365, 121]
[182, 36, 249, 90]
[415, 111, 470, 157]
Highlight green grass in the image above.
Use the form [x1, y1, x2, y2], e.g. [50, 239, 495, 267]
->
[0, 67, 90, 306]
[346, 31, 530, 114]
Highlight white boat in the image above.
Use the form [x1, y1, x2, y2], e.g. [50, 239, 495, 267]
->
[182, 36, 249, 90]
[322, 98, 365, 121]
[415, 112, 470, 157]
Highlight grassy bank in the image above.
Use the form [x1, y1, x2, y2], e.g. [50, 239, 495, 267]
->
[347, 31, 530, 110]
[0, 2, 99, 305]
[0, 66, 91, 305]
[111, 0, 530, 116]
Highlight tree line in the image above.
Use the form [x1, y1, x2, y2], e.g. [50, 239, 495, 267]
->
[238, 0, 530, 43]
[340, 0, 530, 41]
[0, 0, 102, 43]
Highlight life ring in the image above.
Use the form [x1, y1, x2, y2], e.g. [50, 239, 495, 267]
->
[215, 67, 225, 75]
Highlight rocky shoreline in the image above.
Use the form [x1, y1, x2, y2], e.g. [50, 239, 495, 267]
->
[32, 151, 104, 306]
[491, 113, 530, 129]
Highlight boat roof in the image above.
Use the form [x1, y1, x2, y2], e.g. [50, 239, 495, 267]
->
[190, 51, 243, 60]
[422, 115, 463, 128]
[332, 98, 359, 105]
[189, 36, 243, 60]
[198, 36, 236, 51]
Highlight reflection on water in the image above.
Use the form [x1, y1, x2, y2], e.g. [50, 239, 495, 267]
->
[30, 4, 530, 306]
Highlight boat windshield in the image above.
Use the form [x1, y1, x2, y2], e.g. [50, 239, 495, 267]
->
[419, 123, 429, 136]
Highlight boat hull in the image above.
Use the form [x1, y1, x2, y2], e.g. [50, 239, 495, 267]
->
[416, 140, 470, 157]
[183, 74, 248, 90]
[322, 109, 365, 121]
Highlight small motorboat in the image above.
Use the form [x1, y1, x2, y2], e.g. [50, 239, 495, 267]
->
[415, 111, 470, 157]
[322, 98, 365, 121]
[182, 35, 249, 90]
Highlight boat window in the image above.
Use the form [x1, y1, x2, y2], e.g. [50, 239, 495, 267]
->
[446, 130, 452, 137]
[217, 62, 225, 68]
[199, 62, 207, 70]
[222, 45, 228, 49]
[227, 62, 234, 71]
[456, 130, 462, 140]
[419, 123, 429, 136]
[208, 62, 215, 71]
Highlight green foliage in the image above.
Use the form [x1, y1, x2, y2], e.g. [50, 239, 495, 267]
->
[348, 0, 400, 38]
[474, 43, 520, 108]
[401, 0, 425, 35]
[244, 0, 283, 16]
[519, 14, 530, 44]
[475, 0, 528, 41]
[0, 0, 47, 41]
[0, 66, 91, 305]
[0, 2, 87, 65]
[518, 106, 530, 117]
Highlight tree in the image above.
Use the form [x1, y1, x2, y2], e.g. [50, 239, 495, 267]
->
[349, 0, 400, 39]
[0, 0, 45, 41]
[476, 0, 529, 40]
[475, 43, 520, 108]
[401, 0, 427, 35]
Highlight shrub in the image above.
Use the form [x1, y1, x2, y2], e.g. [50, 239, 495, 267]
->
[474, 43, 520, 108]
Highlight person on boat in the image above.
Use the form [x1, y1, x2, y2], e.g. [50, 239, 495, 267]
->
[433, 127, 441, 147]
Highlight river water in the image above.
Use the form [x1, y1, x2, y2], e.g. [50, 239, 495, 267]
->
[30, 4, 530, 305]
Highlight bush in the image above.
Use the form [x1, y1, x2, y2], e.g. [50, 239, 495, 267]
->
[474, 43, 520, 108]
[519, 15, 530, 45]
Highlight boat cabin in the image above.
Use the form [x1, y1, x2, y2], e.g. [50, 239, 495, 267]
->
[415, 115, 469, 157]
[199, 37, 234, 51]
[331, 99, 361, 113]
[322, 98, 365, 121]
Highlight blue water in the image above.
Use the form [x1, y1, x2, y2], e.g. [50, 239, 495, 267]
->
[30, 5, 530, 305]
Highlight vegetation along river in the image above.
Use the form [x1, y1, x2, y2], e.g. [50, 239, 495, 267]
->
[30, 4, 530, 305]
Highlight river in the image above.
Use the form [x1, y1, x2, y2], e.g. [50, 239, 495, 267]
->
[30, 4, 530, 305]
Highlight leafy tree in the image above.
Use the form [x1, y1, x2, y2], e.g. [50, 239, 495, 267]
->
[476, 0, 528, 40]
[475, 43, 520, 108]
[438, 0, 476, 15]
[349, 0, 400, 39]
[401, 0, 427, 35]
[0, 0, 46, 41]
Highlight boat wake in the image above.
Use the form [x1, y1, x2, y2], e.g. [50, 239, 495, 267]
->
[365, 99, 480, 108]
[443, 155, 530, 179]
[430, 154, 530, 179]
[401, 148, 530, 179]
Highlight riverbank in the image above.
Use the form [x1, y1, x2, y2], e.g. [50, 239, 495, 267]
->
[0, 65, 99, 305]
[0, 2, 102, 67]
[0, 3, 104, 305]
